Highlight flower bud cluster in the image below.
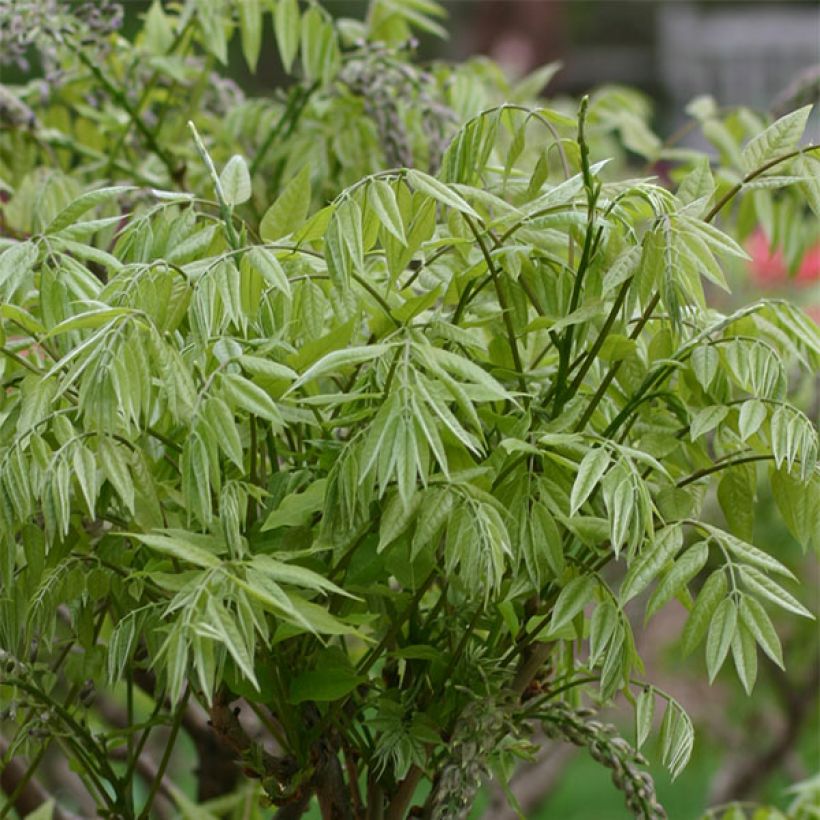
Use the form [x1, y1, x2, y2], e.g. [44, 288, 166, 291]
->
[541, 703, 666, 819]
[0, 0, 123, 84]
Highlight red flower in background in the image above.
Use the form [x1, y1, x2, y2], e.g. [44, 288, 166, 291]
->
[746, 229, 819, 321]
[746, 229, 820, 286]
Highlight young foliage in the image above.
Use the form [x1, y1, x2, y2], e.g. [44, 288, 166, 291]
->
[0, 1, 818, 819]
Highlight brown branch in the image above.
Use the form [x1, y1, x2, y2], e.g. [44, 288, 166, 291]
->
[0, 737, 85, 820]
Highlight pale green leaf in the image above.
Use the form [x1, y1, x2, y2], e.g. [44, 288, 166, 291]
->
[406, 169, 480, 218]
[738, 399, 766, 442]
[739, 595, 783, 669]
[635, 687, 654, 750]
[127, 531, 222, 568]
[738, 565, 813, 618]
[261, 479, 327, 531]
[260, 165, 311, 241]
[730, 621, 757, 694]
[620, 525, 683, 604]
[706, 597, 737, 682]
[368, 179, 406, 244]
[549, 575, 597, 633]
[681, 569, 728, 656]
[273, 0, 300, 72]
[221, 372, 282, 424]
[220, 155, 251, 207]
[690, 405, 728, 441]
[645, 540, 709, 621]
[741, 105, 812, 173]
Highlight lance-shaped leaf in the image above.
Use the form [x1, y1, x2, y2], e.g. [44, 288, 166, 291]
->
[288, 344, 391, 392]
[368, 179, 406, 244]
[406, 169, 480, 218]
[570, 447, 611, 515]
[549, 575, 597, 633]
[126, 531, 223, 568]
[739, 595, 784, 669]
[706, 596, 737, 682]
[620, 525, 683, 604]
[741, 105, 812, 173]
[260, 165, 311, 241]
[221, 372, 283, 424]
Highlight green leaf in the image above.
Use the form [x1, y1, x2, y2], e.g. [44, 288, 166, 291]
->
[689, 405, 728, 441]
[706, 597, 737, 682]
[549, 575, 597, 633]
[240, 355, 298, 382]
[699, 524, 795, 579]
[203, 397, 244, 469]
[206, 599, 258, 690]
[532, 501, 564, 579]
[72, 445, 97, 516]
[570, 447, 611, 515]
[678, 156, 714, 206]
[220, 155, 251, 206]
[739, 595, 783, 669]
[274, 0, 300, 72]
[645, 540, 709, 621]
[422, 345, 513, 402]
[717, 462, 756, 541]
[238, 0, 262, 72]
[0, 241, 38, 296]
[45, 307, 132, 337]
[261, 479, 327, 530]
[689, 346, 719, 391]
[221, 372, 282, 424]
[251, 554, 353, 598]
[635, 687, 654, 750]
[730, 621, 757, 695]
[588, 600, 618, 666]
[244, 247, 291, 297]
[620, 525, 683, 604]
[194, 0, 227, 63]
[289, 344, 391, 391]
[378, 490, 421, 552]
[412, 488, 453, 559]
[0, 303, 46, 335]
[97, 437, 135, 513]
[738, 565, 813, 618]
[127, 531, 222, 568]
[45, 186, 132, 234]
[681, 569, 728, 656]
[771, 466, 819, 548]
[368, 179, 406, 244]
[741, 105, 812, 173]
[288, 665, 363, 703]
[598, 334, 636, 362]
[260, 165, 311, 240]
[406, 169, 480, 218]
[738, 399, 766, 442]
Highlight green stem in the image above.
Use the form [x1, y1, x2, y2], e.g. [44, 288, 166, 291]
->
[250, 82, 319, 178]
[566, 277, 632, 400]
[704, 144, 819, 224]
[463, 214, 527, 392]
[139, 687, 191, 819]
[576, 291, 660, 432]
[72, 47, 182, 184]
[676, 454, 774, 488]
[554, 97, 599, 416]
